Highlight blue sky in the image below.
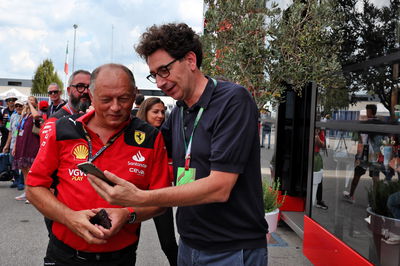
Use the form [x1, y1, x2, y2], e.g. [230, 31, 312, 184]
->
[0, 0, 389, 89]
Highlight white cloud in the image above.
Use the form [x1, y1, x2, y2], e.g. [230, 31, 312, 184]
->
[178, 0, 204, 22]
[10, 50, 36, 72]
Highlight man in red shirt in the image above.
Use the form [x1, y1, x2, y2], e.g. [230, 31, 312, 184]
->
[26, 63, 170, 265]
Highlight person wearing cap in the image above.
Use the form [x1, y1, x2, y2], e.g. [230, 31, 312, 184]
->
[0, 92, 18, 151]
[3, 100, 24, 190]
[38, 101, 49, 121]
[46, 83, 66, 116]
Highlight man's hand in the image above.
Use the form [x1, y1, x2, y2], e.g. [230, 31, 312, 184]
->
[87, 171, 145, 206]
[63, 209, 108, 245]
[92, 208, 129, 239]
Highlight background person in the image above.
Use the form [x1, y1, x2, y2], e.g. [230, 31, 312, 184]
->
[13, 96, 40, 202]
[343, 104, 385, 203]
[46, 83, 66, 116]
[137, 97, 178, 266]
[0, 92, 18, 151]
[3, 100, 24, 190]
[131, 93, 144, 116]
[314, 128, 328, 210]
[49, 70, 91, 120]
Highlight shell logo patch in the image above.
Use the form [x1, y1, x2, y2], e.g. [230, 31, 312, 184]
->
[134, 130, 146, 145]
[72, 144, 89, 160]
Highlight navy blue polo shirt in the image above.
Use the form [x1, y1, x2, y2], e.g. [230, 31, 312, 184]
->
[162, 77, 268, 252]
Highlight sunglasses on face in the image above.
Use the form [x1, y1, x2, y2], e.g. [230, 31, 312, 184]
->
[15, 104, 23, 108]
[70, 83, 90, 93]
[48, 90, 59, 95]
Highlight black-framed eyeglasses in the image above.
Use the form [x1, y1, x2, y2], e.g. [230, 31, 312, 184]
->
[70, 83, 90, 93]
[48, 90, 59, 95]
[147, 58, 179, 83]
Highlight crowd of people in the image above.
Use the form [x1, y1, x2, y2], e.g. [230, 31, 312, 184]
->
[0, 23, 268, 266]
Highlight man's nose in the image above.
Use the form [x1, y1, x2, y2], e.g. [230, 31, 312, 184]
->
[156, 75, 167, 88]
[110, 99, 121, 111]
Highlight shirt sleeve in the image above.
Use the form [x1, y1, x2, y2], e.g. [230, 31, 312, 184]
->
[148, 132, 171, 189]
[26, 121, 60, 188]
[209, 87, 258, 174]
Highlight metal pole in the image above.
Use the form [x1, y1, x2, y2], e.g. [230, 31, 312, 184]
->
[72, 24, 78, 73]
[111, 24, 114, 62]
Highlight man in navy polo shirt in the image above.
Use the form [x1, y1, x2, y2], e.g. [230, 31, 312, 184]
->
[89, 23, 268, 265]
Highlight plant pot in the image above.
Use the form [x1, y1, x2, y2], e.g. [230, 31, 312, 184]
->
[265, 208, 279, 233]
[367, 207, 400, 266]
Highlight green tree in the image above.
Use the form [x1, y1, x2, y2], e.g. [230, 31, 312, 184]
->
[31, 59, 63, 94]
[201, 0, 279, 107]
[335, 0, 400, 116]
[268, 0, 345, 106]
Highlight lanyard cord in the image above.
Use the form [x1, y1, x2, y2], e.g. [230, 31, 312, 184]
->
[17, 113, 30, 131]
[82, 125, 127, 162]
[180, 78, 217, 170]
[180, 107, 204, 170]
[64, 104, 74, 115]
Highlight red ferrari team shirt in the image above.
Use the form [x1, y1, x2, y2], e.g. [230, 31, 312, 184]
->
[27, 110, 170, 252]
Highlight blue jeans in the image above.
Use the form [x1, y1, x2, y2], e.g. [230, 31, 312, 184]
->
[178, 239, 268, 266]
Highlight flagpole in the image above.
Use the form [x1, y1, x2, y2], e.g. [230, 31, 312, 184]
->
[72, 24, 78, 73]
[64, 41, 69, 100]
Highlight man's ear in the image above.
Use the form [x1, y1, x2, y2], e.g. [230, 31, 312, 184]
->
[185, 51, 198, 71]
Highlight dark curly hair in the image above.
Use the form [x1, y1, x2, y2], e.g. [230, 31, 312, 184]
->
[135, 23, 203, 68]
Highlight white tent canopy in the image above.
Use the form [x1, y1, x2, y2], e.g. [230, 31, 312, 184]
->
[0, 88, 28, 101]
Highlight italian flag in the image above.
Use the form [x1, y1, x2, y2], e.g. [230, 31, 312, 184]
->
[64, 42, 69, 75]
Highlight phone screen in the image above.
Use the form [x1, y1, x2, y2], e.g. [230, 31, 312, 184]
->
[77, 162, 115, 186]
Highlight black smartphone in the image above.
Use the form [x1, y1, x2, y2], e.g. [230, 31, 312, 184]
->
[89, 209, 112, 229]
[77, 162, 115, 186]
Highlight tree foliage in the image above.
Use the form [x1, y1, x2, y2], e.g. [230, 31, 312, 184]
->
[335, 0, 400, 115]
[31, 59, 63, 94]
[201, 0, 279, 107]
[267, 0, 345, 105]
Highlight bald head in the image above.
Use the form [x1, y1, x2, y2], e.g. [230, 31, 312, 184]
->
[90, 63, 137, 94]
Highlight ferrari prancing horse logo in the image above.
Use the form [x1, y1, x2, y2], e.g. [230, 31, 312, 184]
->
[134, 130, 145, 145]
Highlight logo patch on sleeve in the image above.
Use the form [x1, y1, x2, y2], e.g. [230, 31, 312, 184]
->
[72, 144, 89, 160]
[134, 130, 146, 145]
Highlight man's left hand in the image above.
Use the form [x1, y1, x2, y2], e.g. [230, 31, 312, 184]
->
[92, 208, 129, 239]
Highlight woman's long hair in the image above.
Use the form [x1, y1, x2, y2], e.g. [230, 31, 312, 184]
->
[136, 97, 165, 123]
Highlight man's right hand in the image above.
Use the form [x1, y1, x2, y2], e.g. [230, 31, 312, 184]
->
[63, 209, 108, 245]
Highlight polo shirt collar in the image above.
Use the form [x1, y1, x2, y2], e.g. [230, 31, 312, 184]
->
[176, 76, 216, 110]
[76, 109, 95, 126]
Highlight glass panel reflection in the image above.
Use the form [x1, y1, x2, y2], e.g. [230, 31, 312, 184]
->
[312, 121, 400, 264]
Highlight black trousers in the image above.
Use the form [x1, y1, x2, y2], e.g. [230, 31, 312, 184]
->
[153, 207, 178, 266]
[44, 237, 137, 266]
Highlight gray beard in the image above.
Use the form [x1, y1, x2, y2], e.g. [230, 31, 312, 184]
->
[70, 94, 91, 113]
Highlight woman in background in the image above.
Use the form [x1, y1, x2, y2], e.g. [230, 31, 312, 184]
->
[137, 97, 178, 266]
[13, 96, 41, 202]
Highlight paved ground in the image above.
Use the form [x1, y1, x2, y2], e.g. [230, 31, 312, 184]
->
[0, 128, 313, 265]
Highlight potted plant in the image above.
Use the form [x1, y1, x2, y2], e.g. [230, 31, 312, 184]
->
[367, 180, 400, 266]
[263, 178, 286, 234]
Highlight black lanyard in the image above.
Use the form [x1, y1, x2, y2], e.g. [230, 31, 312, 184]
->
[82, 125, 127, 162]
